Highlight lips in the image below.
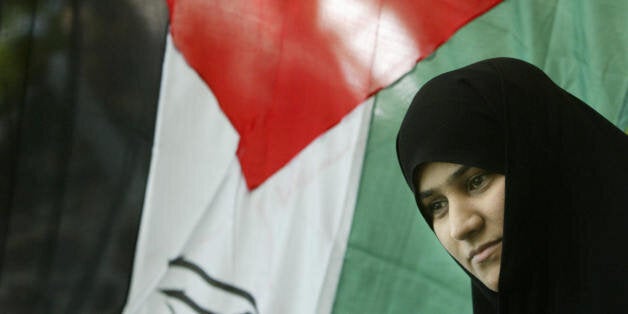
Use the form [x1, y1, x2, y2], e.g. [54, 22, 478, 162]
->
[469, 238, 502, 264]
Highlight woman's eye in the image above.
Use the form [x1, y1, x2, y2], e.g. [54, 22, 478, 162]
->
[428, 200, 448, 216]
[467, 174, 488, 192]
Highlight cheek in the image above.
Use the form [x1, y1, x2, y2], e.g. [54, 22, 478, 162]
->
[485, 177, 506, 224]
[433, 225, 463, 262]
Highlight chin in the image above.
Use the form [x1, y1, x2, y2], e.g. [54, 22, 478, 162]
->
[482, 268, 500, 292]
[486, 279, 499, 292]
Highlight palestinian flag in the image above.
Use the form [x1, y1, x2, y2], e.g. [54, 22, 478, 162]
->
[124, 0, 628, 313]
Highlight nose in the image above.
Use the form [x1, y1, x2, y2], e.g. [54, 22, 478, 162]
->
[448, 198, 483, 240]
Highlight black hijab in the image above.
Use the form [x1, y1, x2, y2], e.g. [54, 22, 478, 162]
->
[396, 58, 628, 313]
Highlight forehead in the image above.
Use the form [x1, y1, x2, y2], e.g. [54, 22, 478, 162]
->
[416, 162, 464, 192]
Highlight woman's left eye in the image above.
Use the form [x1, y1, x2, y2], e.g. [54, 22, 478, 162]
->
[467, 173, 488, 192]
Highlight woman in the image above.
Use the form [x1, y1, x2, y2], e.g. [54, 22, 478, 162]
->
[396, 58, 628, 313]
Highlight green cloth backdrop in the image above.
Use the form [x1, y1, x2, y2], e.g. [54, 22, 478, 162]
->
[333, 0, 628, 312]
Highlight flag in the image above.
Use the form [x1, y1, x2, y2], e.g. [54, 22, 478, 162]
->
[124, 0, 628, 313]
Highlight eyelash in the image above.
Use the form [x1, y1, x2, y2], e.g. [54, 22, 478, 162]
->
[427, 199, 447, 215]
[467, 173, 488, 192]
[424, 172, 491, 217]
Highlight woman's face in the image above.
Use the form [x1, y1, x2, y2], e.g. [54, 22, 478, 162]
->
[417, 162, 505, 291]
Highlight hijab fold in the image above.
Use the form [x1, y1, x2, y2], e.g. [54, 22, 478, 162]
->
[396, 58, 628, 313]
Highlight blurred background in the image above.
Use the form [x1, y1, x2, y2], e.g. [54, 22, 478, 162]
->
[1, 0, 168, 312]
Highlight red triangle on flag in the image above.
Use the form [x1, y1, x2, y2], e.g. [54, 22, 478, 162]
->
[167, 0, 502, 189]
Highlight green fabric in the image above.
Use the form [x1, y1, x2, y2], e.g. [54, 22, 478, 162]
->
[333, 0, 628, 313]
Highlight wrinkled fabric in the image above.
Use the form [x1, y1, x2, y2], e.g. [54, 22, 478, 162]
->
[396, 58, 628, 313]
[167, 0, 502, 189]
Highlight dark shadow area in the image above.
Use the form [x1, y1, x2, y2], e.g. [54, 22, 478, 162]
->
[0, 0, 168, 312]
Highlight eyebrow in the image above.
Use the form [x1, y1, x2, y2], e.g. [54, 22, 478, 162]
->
[417, 165, 471, 199]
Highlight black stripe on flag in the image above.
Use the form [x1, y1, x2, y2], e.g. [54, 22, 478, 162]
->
[168, 256, 259, 314]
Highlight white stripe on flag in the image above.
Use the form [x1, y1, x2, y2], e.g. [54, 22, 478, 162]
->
[124, 35, 373, 313]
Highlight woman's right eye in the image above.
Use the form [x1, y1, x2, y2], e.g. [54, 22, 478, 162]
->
[428, 200, 448, 217]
